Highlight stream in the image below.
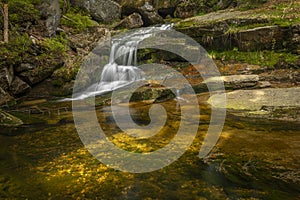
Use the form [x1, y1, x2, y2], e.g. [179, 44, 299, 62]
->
[0, 93, 299, 199]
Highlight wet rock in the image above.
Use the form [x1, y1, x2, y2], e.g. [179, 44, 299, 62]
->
[115, 13, 144, 29]
[0, 66, 14, 91]
[70, 0, 121, 23]
[131, 86, 176, 102]
[9, 77, 31, 96]
[112, 85, 176, 103]
[138, 2, 164, 26]
[0, 110, 23, 127]
[193, 75, 260, 92]
[205, 75, 259, 89]
[40, 0, 61, 37]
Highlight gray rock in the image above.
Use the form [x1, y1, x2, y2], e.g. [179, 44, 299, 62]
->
[138, 2, 164, 26]
[15, 63, 35, 73]
[205, 75, 259, 88]
[70, 0, 121, 23]
[0, 66, 14, 91]
[256, 81, 271, 89]
[209, 87, 300, 111]
[115, 13, 143, 29]
[9, 77, 31, 96]
[40, 0, 61, 37]
[208, 87, 300, 122]
[194, 75, 259, 92]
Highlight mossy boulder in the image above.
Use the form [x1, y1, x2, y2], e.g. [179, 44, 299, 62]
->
[175, 9, 300, 52]
[130, 86, 176, 102]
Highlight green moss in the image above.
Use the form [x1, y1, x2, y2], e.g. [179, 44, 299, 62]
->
[209, 49, 299, 68]
[60, 7, 95, 32]
[0, 34, 32, 67]
[40, 36, 68, 56]
[7, 0, 41, 26]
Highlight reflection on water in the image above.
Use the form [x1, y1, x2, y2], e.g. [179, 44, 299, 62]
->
[0, 95, 299, 199]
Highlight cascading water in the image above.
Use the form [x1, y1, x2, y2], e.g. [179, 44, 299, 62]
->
[71, 24, 173, 100]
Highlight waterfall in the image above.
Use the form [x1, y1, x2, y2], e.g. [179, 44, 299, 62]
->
[97, 24, 173, 91]
[69, 24, 173, 100]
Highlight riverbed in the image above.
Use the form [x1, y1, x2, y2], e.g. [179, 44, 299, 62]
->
[0, 94, 299, 199]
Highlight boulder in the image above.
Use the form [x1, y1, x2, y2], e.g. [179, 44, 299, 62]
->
[130, 86, 176, 102]
[70, 0, 121, 23]
[121, 0, 178, 15]
[115, 13, 143, 29]
[40, 0, 61, 37]
[15, 63, 35, 73]
[175, 9, 300, 52]
[9, 77, 31, 96]
[175, 2, 199, 19]
[138, 2, 164, 26]
[19, 61, 63, 86]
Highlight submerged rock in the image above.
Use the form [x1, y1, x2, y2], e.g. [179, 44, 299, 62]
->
[0, 110, 23, 127]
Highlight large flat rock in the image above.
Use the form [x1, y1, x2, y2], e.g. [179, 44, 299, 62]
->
[209, 87, 300, 121]
[209, 87, 300, 110]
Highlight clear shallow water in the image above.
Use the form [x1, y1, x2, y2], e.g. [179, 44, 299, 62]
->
[0, 95, 299, 199]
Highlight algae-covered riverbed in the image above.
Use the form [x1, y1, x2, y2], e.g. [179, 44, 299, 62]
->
[0, 95, 299, 199]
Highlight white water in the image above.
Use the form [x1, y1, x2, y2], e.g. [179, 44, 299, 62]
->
[71, 24, 173, 100]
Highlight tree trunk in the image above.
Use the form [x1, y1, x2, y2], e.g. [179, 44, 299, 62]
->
[3, 3, 8, 43]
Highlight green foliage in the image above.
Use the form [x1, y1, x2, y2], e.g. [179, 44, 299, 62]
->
[7, 0, 41, 26]
[0, 34, 32, 67]
[210, 49, 299, 68]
